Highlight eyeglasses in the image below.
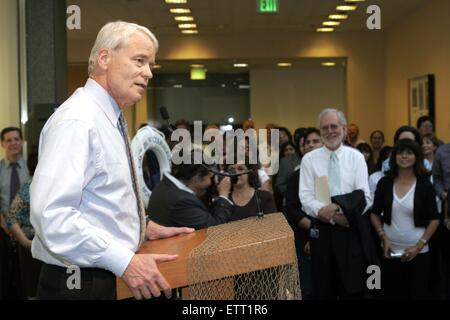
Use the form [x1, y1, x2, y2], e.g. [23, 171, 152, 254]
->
[320, 124, 341, 131]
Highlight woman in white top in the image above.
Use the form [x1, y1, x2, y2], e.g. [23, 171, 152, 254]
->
[370, 139, 440, 299]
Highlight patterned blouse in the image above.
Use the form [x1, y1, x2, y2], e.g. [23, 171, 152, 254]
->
[6, 179, 34, 239]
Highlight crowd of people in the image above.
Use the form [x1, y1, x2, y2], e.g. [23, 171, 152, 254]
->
[147, 113, 450, 300]
[0, 20, 449, 301]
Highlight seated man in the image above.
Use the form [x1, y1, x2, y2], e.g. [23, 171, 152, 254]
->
[148, 151, 233, 230]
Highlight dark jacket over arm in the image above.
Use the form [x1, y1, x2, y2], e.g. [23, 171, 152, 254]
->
[148, 177, 233, 230]
[332, 190, 379, 267]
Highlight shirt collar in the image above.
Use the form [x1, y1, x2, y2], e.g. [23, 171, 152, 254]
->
[322, 143, 344, 158]
[164, 172, 195, 195]
[84, 78, 121, 128]
[4, 157, 25, 168]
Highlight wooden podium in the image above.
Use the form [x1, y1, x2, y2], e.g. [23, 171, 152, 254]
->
[116, 213, 297, 300]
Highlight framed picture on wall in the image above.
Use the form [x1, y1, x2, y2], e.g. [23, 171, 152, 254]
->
[408, 74, 435, 127]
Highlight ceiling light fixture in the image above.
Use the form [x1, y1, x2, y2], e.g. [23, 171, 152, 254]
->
[178, 23, 197, 29]
[322, 62, 336, 67]
[317, 27, 334, 32]
[170, 8, 191, 14]
[329, 14, 348, 20]
[336, 5, 357, 11]
[322, 21, 341, 27]
[233, 63, 248, 68]
[181, 29, 198, 34]
[277, 62, 292, 67]
[174, 16, 194, 22]
[165, 0, 187, 4]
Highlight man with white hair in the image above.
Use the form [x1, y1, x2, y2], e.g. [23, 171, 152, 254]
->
[30, 21, 193, 300]
[299, 108, 372, 299]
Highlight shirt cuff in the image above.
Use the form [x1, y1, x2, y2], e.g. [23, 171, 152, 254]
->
[98, 240, 135, 277]
[218, 195, 233, 206]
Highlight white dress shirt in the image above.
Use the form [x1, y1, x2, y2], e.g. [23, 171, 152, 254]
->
[385, 183, 428, 254]
[299, 145, 372, 218]
[30, 79, 140, 277]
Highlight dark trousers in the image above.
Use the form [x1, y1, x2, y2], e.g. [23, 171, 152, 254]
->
[0, 228, 22, 300]
[0, 228, 9, 299]
[310, 223, 365, 300]
[381, 252, 431, 300]
[37, 263, 116, 300]
[17, 245, 42, 298]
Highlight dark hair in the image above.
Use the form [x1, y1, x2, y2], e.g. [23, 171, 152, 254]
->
[280, 141, 298, 157]
[393, 125, 421, 144]
[225, 153, 260, 189]
[277, 127, 292, 144]
[369, 130, 385, 142]
[293, 127, 306, 148]
[302, 127, 320, 143]
[422, 134, 439, 147]
[357, 143, 374, 173]
[171, 149, 211, 182]
[356, 143, 373, 156]
[387, 139, 428, 179]
[1, 127, 22, 141]
[416, 115, 434, 129]
[375, 145, 393, 171]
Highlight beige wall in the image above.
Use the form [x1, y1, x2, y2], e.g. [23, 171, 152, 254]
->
[385, 0, 450, 143]
[0, 0, 19, 159]
[69, 31, 386, 141]
[250, 66, 346, 132]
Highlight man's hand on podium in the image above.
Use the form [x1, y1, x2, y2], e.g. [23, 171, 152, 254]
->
[122, 253, 178, 300]
[146, 220, 194, 240]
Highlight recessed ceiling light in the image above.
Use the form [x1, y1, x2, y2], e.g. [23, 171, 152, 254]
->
[190, 64, 204, 68]
[173, 84, 183, 88]
[233, 63, 248, 68]
[165, 0, 187, 3]
[336, 5, 357, 11]
[322, 21, 341, 27]
[228, 117, 234, 124]
[322, 62, 336, 67]
[170, 8, 191, 14]
[317, 27, 334, 32]
[174, 16, 194, 22]
[181, 29, 198, 34]
[152, 64, 161, 69]
[178, 23, 197, 29]
[329, 14, 348, 20]
[277, 62, 292, 67]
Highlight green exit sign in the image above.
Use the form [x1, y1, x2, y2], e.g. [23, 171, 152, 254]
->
[258, 0, 278, 13]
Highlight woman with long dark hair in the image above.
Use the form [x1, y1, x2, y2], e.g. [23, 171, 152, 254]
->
[226, 156, 277, 222]
[370, 139, 440, 299]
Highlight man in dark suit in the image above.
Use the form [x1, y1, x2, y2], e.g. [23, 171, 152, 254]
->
[148, 157, 233, 230]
